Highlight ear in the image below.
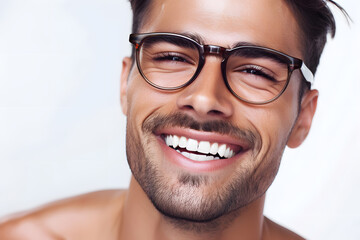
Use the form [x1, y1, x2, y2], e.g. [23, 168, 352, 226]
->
[120, 57, 132, 116]
[287, 89, 319, 148]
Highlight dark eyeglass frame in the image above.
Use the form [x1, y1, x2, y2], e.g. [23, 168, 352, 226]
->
[129, 32, 314, 105]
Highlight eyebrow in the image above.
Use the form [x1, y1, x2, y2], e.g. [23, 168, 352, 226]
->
[178, 32, 288, 64]
[180, 32, 206, 45]
[231, 41, 260, 49]
[231, 48, 289, 65]
[180, 32, 261, 49]
[145, 35, 197, 49]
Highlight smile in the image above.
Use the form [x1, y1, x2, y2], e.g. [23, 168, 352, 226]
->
[163, 134, 240, 162]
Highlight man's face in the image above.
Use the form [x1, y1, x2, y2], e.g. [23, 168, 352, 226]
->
[121, 0, 317, 223]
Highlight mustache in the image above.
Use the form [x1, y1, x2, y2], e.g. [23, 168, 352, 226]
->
[142, 112, 259, 148]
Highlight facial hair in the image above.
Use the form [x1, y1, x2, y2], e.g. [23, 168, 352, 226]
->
[126, 112, 285, 229]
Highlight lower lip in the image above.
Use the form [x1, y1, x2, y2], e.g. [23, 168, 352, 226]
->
[157, 137, 241, 172]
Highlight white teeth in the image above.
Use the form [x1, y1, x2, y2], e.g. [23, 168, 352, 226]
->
[169, 135, 173, 146]
[186, 138, 198, 151]
[209, 143, 218, 155]
[165, 135, 171, 146]
[218, 144, 226, 157]
[164, 134, 237, 161]
[198, 141, 210, 154]
[179, 136, 187, 148]
[186, 152, 215, 161]
[230, 150, 234, 158]
[172, 135, 179, 148]
[205, 155, 215, 161]
[189, 153, 199, 161]
[224, 147, 230, 158]
[181, 151, 190, 158]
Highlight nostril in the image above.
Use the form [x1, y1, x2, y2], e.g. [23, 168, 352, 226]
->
[178, 99, 231, 118]
[183, 105, 194, 111]
[208, 109, 223, 115]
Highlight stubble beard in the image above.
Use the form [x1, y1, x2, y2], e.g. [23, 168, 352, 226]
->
[126, 112, 285, 232]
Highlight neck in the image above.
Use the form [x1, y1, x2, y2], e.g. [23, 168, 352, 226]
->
[119, 176, 266, 240]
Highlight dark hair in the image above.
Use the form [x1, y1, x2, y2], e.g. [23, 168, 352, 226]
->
[284, 0, 349, 75]
[128, 0, 349, 90]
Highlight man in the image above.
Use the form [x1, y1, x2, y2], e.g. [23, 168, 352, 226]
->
[0, 0, 346, 239]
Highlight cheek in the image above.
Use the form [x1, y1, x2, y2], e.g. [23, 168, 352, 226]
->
[126, 72, 178, 127]
[263, 77, 300, 139]
[243, 92, 299, 151]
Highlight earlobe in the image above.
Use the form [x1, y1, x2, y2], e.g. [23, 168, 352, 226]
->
[287, 89, 319, 148]
[120, 57, 132, 116]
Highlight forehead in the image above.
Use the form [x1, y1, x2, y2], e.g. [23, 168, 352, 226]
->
[141, 0, 302, 58]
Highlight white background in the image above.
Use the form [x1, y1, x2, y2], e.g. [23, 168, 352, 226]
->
[0, 0, 359, 239]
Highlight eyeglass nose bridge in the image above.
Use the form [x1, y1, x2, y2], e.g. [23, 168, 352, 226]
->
[203, 45, 226, 60]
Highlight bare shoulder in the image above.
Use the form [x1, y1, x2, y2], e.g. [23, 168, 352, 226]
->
[0, 189, 127, 240]
[263, 217, 305, 240]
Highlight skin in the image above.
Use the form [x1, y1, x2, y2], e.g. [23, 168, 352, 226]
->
[0, 0, 319, 239]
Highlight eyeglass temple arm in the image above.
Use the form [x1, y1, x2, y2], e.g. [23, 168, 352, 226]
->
[129, 34, 140, 45]
[300, 63, 314, 85]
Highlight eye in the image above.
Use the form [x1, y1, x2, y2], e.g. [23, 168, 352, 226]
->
[239, 65, 276, 81]
[153, 52, 192, 64]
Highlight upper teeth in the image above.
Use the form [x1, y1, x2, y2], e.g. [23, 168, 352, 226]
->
[164, 135, 235, 161]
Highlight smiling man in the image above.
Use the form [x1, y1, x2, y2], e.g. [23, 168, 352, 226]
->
[0, 0, 346, 239]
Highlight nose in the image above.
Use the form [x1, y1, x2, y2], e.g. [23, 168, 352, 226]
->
[176, 57, 234, 120]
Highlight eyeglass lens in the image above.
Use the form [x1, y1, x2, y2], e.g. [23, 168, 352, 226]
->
[137, 35, 290, 103]
[139, 35, 199, 88]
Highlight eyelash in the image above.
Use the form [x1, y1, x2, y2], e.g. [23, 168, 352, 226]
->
[239, 65, 276, 81]
[153, 52, 190, 63]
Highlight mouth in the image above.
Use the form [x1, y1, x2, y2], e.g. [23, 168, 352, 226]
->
[161, 133, 244, 162]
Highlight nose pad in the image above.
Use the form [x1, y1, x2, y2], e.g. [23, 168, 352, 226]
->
[176, 58, 234, 119]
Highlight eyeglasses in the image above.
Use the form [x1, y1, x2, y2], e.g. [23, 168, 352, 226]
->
[129, 32, 314, 105]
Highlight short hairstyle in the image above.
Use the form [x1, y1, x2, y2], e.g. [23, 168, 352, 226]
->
[128, 0, 348, 86]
